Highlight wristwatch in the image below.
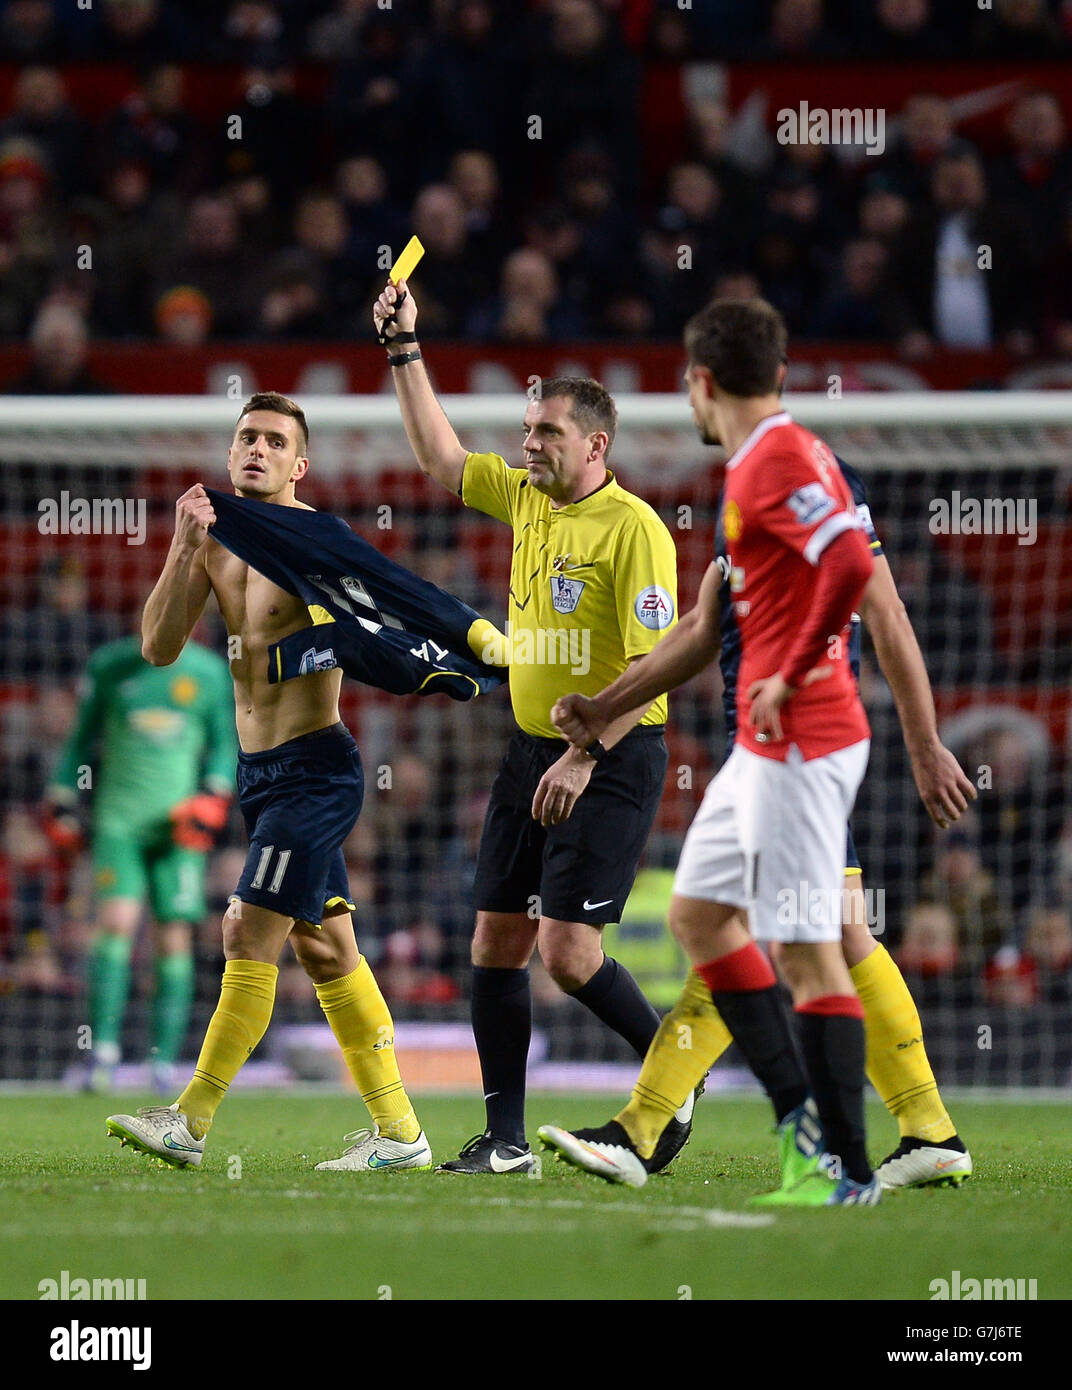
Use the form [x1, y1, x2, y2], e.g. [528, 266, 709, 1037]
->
[584, 739, 608, 762]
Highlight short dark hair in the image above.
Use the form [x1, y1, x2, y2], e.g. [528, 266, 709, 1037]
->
[237, 391, 309, 454]
[683, 299, 788, 398]
[538, 376, 617, 452]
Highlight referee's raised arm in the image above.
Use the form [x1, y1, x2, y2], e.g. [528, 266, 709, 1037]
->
[374, 279, 467, 493]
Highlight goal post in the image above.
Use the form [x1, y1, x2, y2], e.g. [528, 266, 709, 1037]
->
[1, 392, 1069, 1090]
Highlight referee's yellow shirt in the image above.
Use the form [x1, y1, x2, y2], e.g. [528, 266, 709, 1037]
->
[462, 452, 677, 738]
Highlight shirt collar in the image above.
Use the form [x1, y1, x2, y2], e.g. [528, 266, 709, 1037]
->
[724, 412, 792, 471]
[554, 469, 617, 513]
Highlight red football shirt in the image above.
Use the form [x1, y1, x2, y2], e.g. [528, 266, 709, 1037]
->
[723, 411, 872, 762]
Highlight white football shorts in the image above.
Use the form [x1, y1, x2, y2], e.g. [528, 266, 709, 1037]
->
[672, 739, 870, 943]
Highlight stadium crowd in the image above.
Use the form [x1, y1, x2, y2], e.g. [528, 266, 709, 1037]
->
[1, 0, 1072, 355]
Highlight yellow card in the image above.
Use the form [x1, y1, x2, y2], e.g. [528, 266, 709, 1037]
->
[390, 236, 425, 285]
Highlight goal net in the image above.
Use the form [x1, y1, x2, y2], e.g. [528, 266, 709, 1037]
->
[1, 393, 1069, 1092]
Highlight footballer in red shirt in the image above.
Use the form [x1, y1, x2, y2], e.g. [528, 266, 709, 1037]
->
[542, 299, 882, 1205]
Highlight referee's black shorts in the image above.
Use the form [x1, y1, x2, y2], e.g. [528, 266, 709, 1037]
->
[472, 725, 668, 926]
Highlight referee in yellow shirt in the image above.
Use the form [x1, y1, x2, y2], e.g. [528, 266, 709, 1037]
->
[375, 279, 692, 1175]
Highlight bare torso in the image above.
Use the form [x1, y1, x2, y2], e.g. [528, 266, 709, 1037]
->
[202, 520, 342, 754]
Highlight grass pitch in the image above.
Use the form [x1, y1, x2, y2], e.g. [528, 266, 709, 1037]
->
[1, 1092, 1069, 1301]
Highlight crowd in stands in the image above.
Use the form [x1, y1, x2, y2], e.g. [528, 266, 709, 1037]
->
[1, 0, 1072, 355]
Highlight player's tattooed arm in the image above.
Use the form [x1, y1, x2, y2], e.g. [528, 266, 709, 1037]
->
[141, 485, 214, 666]
[858, 554, 976, 829]
[552, 561, 722, 747]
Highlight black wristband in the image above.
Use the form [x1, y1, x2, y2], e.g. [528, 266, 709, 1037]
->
[388, 350, 422, 367]
[385, 330, 418, 346]
[584, 739, 608, 762]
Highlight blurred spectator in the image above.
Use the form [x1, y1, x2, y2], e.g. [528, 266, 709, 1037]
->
[686, 98, 757, 213]
[989, 90, 1072, 258]
[809, 237, 889, 338]
[92, 158, 183, 336]
[0, 1, 72, 62]
[283, 190, 365, 333]
[448, 149, 508, 264]
[856, 173, 911, 247]
[918, 820, 1013, 969]
[561, 147, 641, 312]
[89, 0, 197, 62]
[973, 0, 1062, 59]
[0, 66, 87, 193]
[881, 95, 957, 202]
[325, 8, 410, 178]
[985, 908, 1072, 1006]
[154, 284, 214, 344]
[757, 0, 843, 58]
[660, 161, 747, 273]
[254, 254, 329, 339]
[155, 194, 257, 338]
[103, 65, 204, 197]
[4, 303, 112, 394]
[335, 155, 406, 271]
[602, 287, 657, 339]
[884, 143, 1037, 356]
[218, 66, 318, 214]
[217, 1, 288, 65]
[468, 247, 587, 343]
[408, 0, 523, 186]
[942, 706, 1056, 921]
[896, 901, 959, 973]
[223, 174, 282, 261]
[307, 0, 380, 62]
[1026, 907, 1072, 975]
[861, 0, 954, 58]
[0, 137, 58, 338]
[525, 0, 640, 193]
[0, 684, 77, 811]
[710, 269, 762, 301]
[408, 183, 493, 337]
[0, 556, 122, 682]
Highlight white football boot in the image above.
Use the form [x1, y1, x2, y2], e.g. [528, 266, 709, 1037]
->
[316, 1126, 433, 1172]
[874, 1137, 973, 1189]
[106, 1105, 204, 1168]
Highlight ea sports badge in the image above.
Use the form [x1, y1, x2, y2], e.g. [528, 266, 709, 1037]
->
[724, 500, 742, 542]
[634, 585, 675, 630]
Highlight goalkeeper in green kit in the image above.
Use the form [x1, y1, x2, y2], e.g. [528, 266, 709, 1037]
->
[44, 633, 237, 1092]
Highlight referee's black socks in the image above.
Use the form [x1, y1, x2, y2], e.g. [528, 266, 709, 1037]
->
[569, 956, 661, 1060]
[471, 966, 531, 1148]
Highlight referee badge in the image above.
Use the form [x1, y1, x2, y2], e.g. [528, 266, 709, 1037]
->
[550, 574, 586, 613]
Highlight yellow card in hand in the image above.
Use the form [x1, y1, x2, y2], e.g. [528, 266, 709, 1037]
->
[390, 236, 425, 285]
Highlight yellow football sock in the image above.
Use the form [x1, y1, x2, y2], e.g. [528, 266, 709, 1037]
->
[177, 958, 278, 1140]
[316, 959, 420, 1143]
[615, 969, 733, 1159]
[851, 943, 956, 1143]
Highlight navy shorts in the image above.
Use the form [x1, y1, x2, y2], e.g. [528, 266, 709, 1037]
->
[723, 735, 860, 873]
[473, 726, 668, 925]
[234, 722, 361, 927]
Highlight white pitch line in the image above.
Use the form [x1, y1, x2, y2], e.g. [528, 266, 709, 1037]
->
[308, 1188, 775, 1228]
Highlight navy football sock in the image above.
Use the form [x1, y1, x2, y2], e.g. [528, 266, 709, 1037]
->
[569, 956, 661, 1060]
[471, 966, 531, 1148]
